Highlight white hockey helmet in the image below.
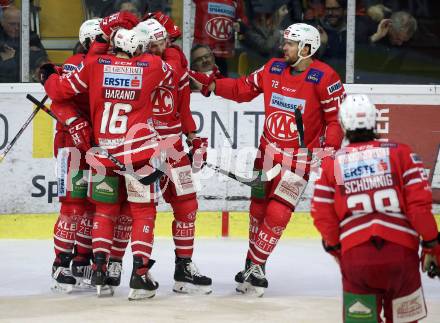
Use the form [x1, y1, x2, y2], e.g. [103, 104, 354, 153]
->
[113, 28, 142, 56]
[283, 23, 320, 66]
[79, 18, 102, 48]
[339, 94, 377, 131]
[135, 19, 167, 50]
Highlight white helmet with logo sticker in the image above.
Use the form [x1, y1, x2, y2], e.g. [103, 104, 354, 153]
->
[113, 28, 142, 56]
[135, 19, 167, 51]
[339, 94, 377, 131]
[79, 18, 102, 48]
[283, 23, 320, 66]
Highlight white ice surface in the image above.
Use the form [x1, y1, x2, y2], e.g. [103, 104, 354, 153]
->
[0, 239, 439, 323]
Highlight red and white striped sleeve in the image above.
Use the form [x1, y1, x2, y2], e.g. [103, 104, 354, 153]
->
[399, 144, 438, 241]
[44, 60, 89, 102]
[311, 158, 341, 246]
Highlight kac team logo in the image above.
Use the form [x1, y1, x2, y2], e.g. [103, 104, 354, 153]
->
[265, 111, 299, 141]
[151, 87, 174, 115]
[205, 17, 233, 40]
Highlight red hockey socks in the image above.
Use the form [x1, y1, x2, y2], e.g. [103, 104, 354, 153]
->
[75, 203, 93, 257]
[111, 202, 132, 260]
[130, 202, 156, 264]
[171, 199, 198, 258]
[247, 201, 266, 260]
[53, 202, 84, 263]
[248, 200, 292, 265]
[92, 204, 120, 261]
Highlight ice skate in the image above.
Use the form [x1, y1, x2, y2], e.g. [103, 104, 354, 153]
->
[236, 261, 267, 297]
[91, 252, 114, 297]
[51, 253, 76, 293]
[173, 257, 212, 295]
[71, 256, 94, 290]
[128, 257, 159, 300]
[106, 259, 123, 287]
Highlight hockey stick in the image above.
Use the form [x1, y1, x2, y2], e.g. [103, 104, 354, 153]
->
[26, 94, 164, 186]
[294, 108, 306, 148]
[0, 95, 49, 164]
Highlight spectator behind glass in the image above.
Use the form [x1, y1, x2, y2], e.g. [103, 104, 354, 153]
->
[114, 0, 142, 19]
[0, 5, 48, 82]
[241, 0, 289, 71]
[369, 11, 417, 46]
[190, 44, 223, 91]
[316, 0, 347, 78]
[192, 0, 249, 76]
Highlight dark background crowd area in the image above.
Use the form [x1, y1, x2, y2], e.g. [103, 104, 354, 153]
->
[0, 0, 439, 84]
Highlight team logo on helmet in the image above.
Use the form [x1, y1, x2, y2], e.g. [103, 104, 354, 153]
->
[265, 111, 299, 141]
[151, 87, 174, 115]
[205, 17, 233, 40]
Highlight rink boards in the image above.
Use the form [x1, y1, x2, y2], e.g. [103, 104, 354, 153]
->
[0, 84, 440, 215]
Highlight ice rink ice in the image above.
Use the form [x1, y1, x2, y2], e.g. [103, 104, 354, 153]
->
[1, 238, 439, 323]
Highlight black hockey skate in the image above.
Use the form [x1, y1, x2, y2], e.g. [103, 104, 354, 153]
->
[106, 258, 123, 287]
[51, 253, 76, 293]
[71, 255, 93, 289]
[173, 257, 212, 295]
[91, 252, 113, 297]
[235, 260, 267, 297]
[128, 256, 159, 300]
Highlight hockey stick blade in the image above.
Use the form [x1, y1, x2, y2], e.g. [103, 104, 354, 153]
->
[26, 94, 163, 186]
[0, 94, 49, 164]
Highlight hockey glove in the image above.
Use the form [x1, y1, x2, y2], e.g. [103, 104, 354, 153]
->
[188, 70, 216, 97]
[421, 234, 440, 278]
[38, 63, 61, 85]
[322, 240, 341, 265]
[143, 11, 182, 40]
[187, 137, 208, 172]
[67, 117, 93, 153]
[100, 12, 139, 38]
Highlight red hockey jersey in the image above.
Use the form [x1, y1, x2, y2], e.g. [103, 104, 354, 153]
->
[51, 53, 90, 132]
[45, 52, 173, 167]
[311, 140, 438, 253]
[193, 0, 248, 58]
[215, 58, 345, 160]
[152, 46, 196, 138]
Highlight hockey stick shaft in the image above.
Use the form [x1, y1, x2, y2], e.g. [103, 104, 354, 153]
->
[25, 94, 164, 186]
[0, 95, 49, 163]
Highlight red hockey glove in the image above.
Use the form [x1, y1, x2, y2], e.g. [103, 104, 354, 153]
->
[322, 240, 341, 265]
[188, 70, 216, 97]
[38, 63, 61, 85]
[143, 11, 182, 40]
[187, 137, 208, 172]
[421, 234, 440, 278]
[67, 117, 93, 153]
[100, 12, 139, 37]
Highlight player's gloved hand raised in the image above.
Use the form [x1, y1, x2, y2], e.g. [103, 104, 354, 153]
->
[188, 70, 216, 97]
[322, 240, 341, 265]
[187, 137, 208, 172]
[143, 11, 182, 40]
[38, 63, 61, 85]
[100, 12, 139, 38]
[66, 117, 93, 153]
[421, 234, 440, 278]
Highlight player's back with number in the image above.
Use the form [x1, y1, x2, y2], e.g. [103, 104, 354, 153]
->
[46, 46, 172, 166]
[329, 141, 433, 252]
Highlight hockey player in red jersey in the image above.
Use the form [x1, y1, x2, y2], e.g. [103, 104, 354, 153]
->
[43, 16, 177, 299]
[192, 0, 248, 74]
[190, 23, 345, 296]
[311, 94, 440, 323]
[44, 18, 102, 293]
[134, 18, 212, 294]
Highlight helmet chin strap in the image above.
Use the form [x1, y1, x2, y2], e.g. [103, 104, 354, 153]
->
[290, 43, 312, 68]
